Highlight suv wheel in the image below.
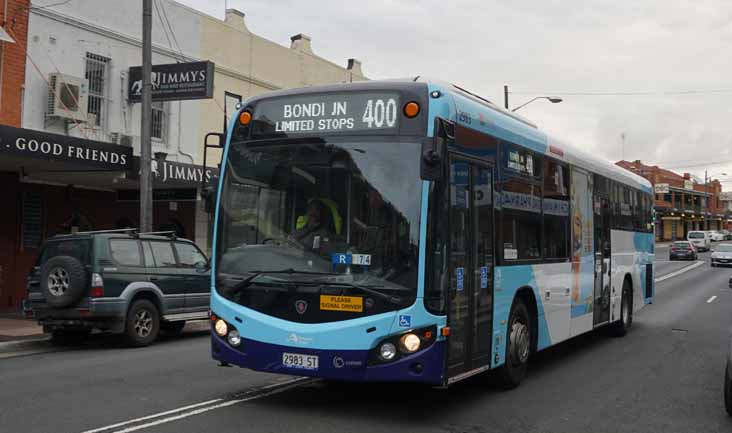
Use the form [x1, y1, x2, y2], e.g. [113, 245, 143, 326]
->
[125, 300, 160, 347]
[40, 256, 87, 308]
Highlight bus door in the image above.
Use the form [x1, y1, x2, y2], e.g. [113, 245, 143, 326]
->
[593, 183, 611, 326]
[446, 156, 494, 381]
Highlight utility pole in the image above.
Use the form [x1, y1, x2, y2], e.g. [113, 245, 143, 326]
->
[705, 170, 709, 230]
[504, 85, 509, 109]
[140, 0, 153, 232]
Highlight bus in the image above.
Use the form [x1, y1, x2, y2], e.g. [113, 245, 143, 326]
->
[205, 78, 654, 388]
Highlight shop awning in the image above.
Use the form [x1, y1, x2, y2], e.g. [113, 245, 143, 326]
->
[0, 26, 15, 43]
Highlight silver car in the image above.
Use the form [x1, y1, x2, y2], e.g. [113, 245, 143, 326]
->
[711, 244, 732, 267]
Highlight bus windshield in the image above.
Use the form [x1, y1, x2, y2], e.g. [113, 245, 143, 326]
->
[215, 137, 422, 317]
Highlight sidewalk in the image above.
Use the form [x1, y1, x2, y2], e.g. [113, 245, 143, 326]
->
[0, 316, 45, 342]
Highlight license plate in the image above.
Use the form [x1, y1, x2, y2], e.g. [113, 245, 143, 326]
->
[282, 352, 318, 370]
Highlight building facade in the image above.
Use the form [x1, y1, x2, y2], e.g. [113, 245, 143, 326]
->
[0, 0, 367, 312]
[617, 160, 727, 241]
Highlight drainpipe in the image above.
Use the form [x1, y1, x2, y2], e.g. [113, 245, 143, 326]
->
[176, 100, 194, 164]
[0, 0, 9, 111]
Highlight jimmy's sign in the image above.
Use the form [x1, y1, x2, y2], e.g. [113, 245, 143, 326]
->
[128, 61, 214, 102]
[0, 125, 131, 169]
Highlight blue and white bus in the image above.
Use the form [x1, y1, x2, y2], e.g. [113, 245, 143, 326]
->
[206, 78, 654, 387]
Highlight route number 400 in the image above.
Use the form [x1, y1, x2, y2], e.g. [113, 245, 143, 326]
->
[362, 98, 398, 128]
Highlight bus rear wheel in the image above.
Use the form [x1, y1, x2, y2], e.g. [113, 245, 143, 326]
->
[611, 279, 633, 337]
[498, 299, 531, 389]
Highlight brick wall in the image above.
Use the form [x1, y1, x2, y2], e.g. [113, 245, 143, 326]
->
[0, 0, 30, 127]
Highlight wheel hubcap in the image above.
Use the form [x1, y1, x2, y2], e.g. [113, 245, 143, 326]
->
[133, 309, 153, 338]
[47, 268, 69, 296]
[509, 318, 530, 365]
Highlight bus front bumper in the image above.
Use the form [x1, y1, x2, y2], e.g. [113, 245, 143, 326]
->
[211, 331, 445, 385]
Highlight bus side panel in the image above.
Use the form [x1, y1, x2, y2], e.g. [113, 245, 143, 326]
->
[492, 265, 555, 369]
[609, 230, 652, 322]
[634, 231, 655, 306]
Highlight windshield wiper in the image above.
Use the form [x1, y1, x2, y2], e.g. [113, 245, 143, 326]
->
[316, 281, 402, 306]
[229, 269, 334, 292]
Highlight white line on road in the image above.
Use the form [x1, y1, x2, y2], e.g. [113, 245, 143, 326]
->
[79, 399, 223, 433]
[654, 260, 705, 283]
[707, 295, 717, 303]
[80, 377, 311, 433]
[109, 378, 310, 433]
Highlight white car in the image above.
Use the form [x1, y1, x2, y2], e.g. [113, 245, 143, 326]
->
[711, 244, 732, 266]
[688, 230, 711, 252]
[712, 231, 727, 242]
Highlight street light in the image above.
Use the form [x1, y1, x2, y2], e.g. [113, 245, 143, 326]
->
[511, 96, 563, 112]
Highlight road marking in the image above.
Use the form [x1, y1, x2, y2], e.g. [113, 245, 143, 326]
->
[80, 377, 311, 433]
[79, 399, 223, 433]
[707, 295, 717, 303]
[654, 260, 705, 283]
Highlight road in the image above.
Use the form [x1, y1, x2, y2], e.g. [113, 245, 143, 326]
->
[1, 247, 731, 433]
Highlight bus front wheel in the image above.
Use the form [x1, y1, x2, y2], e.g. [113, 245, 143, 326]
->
[498, 299, 531, 389]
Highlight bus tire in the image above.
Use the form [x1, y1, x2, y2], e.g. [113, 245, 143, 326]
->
[725, 364, 732, 416]
[498, 299, 531, 389]
[611, 279, 633, 337]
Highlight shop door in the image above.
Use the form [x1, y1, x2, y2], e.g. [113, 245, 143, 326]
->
[446, 157, 495, 381]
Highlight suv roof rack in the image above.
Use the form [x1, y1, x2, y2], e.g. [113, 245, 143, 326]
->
[72, 228, 138, 235]
[138, 231, 177, 239]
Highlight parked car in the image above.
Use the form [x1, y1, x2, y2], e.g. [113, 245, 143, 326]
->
[669, 241, 698, 261]
[711, 231, 726, 242]
[24, 229, 210, 346]
[726, 328, 732, 416]
[711, 244, 732, 267]
[687, 230, 711, 252]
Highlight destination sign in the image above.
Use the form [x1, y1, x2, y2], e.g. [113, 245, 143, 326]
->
[252, 92, 401, 137]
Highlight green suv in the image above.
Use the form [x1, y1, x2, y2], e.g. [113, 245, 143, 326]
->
[24, 229, 210, 346]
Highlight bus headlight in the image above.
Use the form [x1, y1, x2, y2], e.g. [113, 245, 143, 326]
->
[399, 333, 421, 353]
[379, 342, 397, 361]
[214, 319, 228, 337]
[227, 329, 241, 347]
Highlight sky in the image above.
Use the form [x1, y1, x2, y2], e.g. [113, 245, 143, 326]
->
[179, 0, 732, 184]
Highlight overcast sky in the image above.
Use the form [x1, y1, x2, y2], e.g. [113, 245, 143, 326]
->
[180, 0, 732, 184]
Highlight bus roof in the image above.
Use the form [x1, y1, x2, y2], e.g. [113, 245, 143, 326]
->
[236, 77, 651, 193]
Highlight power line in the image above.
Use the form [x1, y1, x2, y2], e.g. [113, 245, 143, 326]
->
[158, 0, 185, 61]
[153, 0, 178, 62]
[511, 89, 732, 97]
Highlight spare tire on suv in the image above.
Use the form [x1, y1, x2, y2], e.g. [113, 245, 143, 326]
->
[40, 255, 88, 308]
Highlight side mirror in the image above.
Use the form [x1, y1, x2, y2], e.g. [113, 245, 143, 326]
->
[195, 260, 210, 273]
[201, 185, 217, 214]
[420, 118, 450, 181]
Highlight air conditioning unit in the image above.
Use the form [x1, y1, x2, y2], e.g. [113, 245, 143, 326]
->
[47, 73, 89, 122]
[119, 134, 136, 147]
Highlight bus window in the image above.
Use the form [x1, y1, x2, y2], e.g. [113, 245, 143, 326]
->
[499, 178, 542, 261]
[543, 160, 570, 259]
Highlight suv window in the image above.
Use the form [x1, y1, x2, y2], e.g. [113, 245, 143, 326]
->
[110, 239, 142, 266]
[39, 239, 91, 265]
[174, 242, 207, 267]
[149, 241, 177, 267]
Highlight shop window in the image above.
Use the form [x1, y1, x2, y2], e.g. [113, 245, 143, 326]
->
[151, 102, 167, 142]
[22, 192, 43, 249]
[543, 160, 569, 259]
[499, 178, 542, 261]
[110, 239, 142, 266]
[85, 52, 110, 127]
